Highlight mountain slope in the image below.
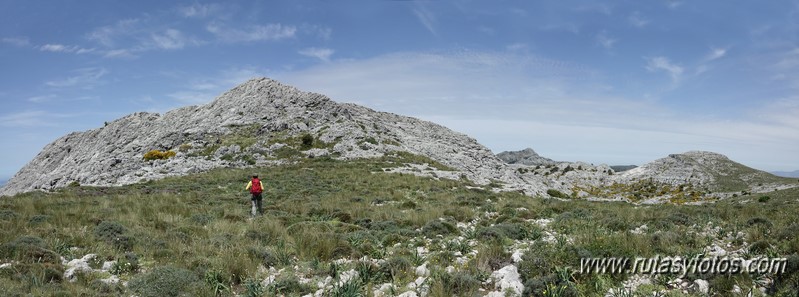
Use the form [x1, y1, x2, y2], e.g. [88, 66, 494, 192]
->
[618, 151, 796, 193]
[0, 78, 543, 197]
[496, 148, 557, 166]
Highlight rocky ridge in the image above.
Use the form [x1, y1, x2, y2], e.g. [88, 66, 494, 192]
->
[495, 148, 557, 166]
[0, 78, 546, 197]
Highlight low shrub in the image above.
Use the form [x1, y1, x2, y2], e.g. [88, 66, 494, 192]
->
[0, 236, 61, 264]
[128, 265, 201, 297]
[94, 221, 135, 250]
[143, 149, 177, 161]
[430, 270, 481, 296]
[422, 220, 458, 238]
[267, 274, 313, 295]
[749, 240, 772, 254]
[547, 189, 569, 199]
[0, 209, 18, 220]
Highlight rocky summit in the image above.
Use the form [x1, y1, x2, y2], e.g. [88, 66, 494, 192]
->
[0, 78, 546, 197]
[2, 78, 796, 202]
[496, 148, 557, 166]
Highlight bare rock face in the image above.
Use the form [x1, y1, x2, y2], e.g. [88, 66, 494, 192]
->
[0, 78, 547, 197]
[616, 150, 797, 196]
[496, 148, 557, 166]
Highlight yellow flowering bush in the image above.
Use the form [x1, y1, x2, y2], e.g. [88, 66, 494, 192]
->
[143, 149, 176, 161]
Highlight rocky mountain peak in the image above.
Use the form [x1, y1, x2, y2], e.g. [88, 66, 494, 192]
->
[496, 148, 557, 166]
[0, 77, 547, 197]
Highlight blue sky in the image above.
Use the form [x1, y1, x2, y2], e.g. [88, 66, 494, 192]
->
[2, 0, 799, 180]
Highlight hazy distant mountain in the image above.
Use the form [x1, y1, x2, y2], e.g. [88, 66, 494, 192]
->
[610, 165, 637, 172]
[772, 170, 799, 178]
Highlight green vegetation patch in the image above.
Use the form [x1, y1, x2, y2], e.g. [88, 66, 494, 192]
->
[1, 154, 798, 296]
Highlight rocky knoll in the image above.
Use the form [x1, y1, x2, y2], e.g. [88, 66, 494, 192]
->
[617, 151, 790, 191]
[0, 78, 546, 197]
[496, 148, 557, 166]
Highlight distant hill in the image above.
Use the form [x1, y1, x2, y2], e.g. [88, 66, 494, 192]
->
[496, 148, 557, 166]
[772, 170, 799, 178]
[618, 151, 796, 193]
[610, 165, 637, 172]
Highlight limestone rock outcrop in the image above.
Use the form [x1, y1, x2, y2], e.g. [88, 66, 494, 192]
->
[1, 78, 547, 196]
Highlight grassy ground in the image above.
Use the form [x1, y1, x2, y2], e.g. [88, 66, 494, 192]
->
[1, 153, 798, 296]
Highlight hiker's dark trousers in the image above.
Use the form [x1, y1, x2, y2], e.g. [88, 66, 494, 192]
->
[251, 193, 263, 216]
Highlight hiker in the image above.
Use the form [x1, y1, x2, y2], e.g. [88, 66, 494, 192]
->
[245, 175, 264, 216]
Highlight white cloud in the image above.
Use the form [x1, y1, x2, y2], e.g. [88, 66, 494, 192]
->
[0, 111, 68, 127]
[666, 1, 683, 9]
[299, 47, 334, 62]
[45, 67, 108, 89]
[596, 31, 617, 49]
[177, 3, 220, 18]
[2, 37, 30, 47]
[302, 24, 333, 40]
[164, 66, 270, 106]
[628, 11, 650, 28]
[38, 44, 94, 54]
[87, 19, 140, 47]
[149, 29, 198, 50]
[705, 47, 728, 61]
[646, 56, 683, 83]
[27, 94, 57, 103]
[103, 49, 135, 58]
[167, 91, 215, 105]
[267, 50, 796, 170]
[206, 22, 296, 43]
[775, 48, 799, 69]
[413, 6, 437, 35]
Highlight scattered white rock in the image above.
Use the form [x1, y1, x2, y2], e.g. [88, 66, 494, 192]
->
[101, 260, 116, 271]
[487, 265, 523, 297]
[693, 279, 710, 294]
[415, 262, 429, 277]
[373, 283, 396, 297]
[397, 291, 418, 297]
[511, 249, 525, 263]
[631, 224, 648, 235]
[63, 254, 97, 282]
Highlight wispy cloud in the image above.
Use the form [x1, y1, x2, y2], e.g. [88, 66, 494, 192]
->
[165, 66, 270, 105]
[86, 19, 140, 48]
[2, 37, 30, 47]
[299, 47, 334, 62]
[0, 111, 66, 127]
[27, 94, 57, 103]
[705, 47, 728, 61]
[775, 48, 799, 69]
[149, 29, 199, 50]
[628, 11, 650, 28]
[413, 6, 437, 35]
[177, 3, 221, 18]
[646, 56, 683, 83]
[596, 31, 617, 49]
[206, 22, 296, 43]
[301, 24, 333, 40]
[271, 50, 796, 169]
[45, 67, 108, 89]
[38, 43, 94, 54]
[666, 1, 683, 9]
